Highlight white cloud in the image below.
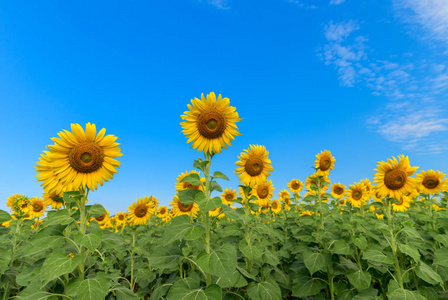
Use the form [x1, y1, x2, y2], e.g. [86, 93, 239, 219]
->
[330, 0, 346, 4]
[199, 0, 229, 9]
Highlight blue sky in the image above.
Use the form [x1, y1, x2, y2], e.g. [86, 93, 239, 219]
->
[1, 0, 447, 214]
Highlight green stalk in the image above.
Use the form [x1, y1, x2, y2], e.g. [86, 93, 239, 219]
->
[130, 229, 136, 290]
[77, 189, 89, 280]
[203, 152, 213, 286]
[386, 198, 403, 289]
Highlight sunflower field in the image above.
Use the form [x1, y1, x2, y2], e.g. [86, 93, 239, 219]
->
[1, 92, 448, 300]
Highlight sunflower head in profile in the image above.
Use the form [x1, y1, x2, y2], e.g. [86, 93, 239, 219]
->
[180, 92, 242, 154]
[170, 194, 199, 218]
[42, 192, 64, 210]
[28, 197, 48, 218]
[175, 171, 205, 191]
[147, 195, 159, 210]
[36, 123, 123, 192]
[371, 188, 385, 203]
[417, 170, 445, 195]
[13, 196, 31, 216]
[314, 150, 335, 175]
[373, 155, 418, 200]
[6, 194, 25, 209]
[234, 145, 273, 187]
[392, 195, 412, 212]
[221, 188, 238, 205]
[128, 197, 154, 226]
[347, 182, 369, 208]
[288, 179, 303, 193]
[330, 183, 346, 199]
[305, 173, 330, 192]
[270, 199, 282, 214]
[360, 179, 373, 197]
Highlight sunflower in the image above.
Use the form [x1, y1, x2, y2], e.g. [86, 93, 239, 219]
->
[338, 199, 347, 206]
[392, 195, 412, 212]
[209, 207, 222, 218]
[170, 194, 199, 218]
[270, 199, 282, 214]
[6, 194, 25, 209]
[148, 195, 159, 210]
[31, 220, 43, 229]
[305, 173, 330, 192]
[128, 197, 154, 225]
[175, 171, 204, 191]
[360, 179, 373, 197]
[251, 180, 275, 206]
[157, 206, 170, 222]
[416, 170, 445, 195]
[278, 189, 291, 205]
[347, 182, 369, 208]
[90, 210, 111, 228]
[300, 210, 314, 216]
[373, 155, 418, 200]
[288, 179, 303, 193]
[114, 212, 127, 225]
[28, 197, 48, 218]
[234, 145, 273, 187]
[330, 183, 346, 199]
[42, 192, 64, 209]
[371, 188, 385, 202]
[180, 92, 242, 154]
[314, 150, 335, 175]
[14, 197, 31, 216]
[37, 123, 122, 192]
[221, 188, 238, 205]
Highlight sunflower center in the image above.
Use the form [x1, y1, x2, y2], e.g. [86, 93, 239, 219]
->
[118, 215, 124, 221]
[257, 186, 269, 199]
[319, 158, 331, 171]
[225, 194, 233, 200]
[160, 208, 166, 214]
[272, 203, 277, 209]
[292, 183, 299, 190]
[334, 187, 343, 195]
[197, 110, 226, 139]
[353, 191, 362, 200]
[69, 142, 104, 173]
[95, 214, 106, 222]
[179, 202, 193, 212]
[423, 178, 439, 189]
[183, 182, 200, 190]
[135, 204, 148, 218]
[384, 169, 407, 190]
[245, 157, 263, 177]
[33, 204, 42, 212]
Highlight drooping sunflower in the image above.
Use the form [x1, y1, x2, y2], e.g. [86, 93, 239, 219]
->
[28, 197, 48, 218]
[251, 180, 275, 206]
[288, 179, 303, 193]
[6, 194, 25, 209]
[314, 150, 335, 175]
[392, 195, 412, 212]
[128, 197, 154, 225]
[175, 171, 204, 191]
[180, 92, 242, 154]
[270, 199, 282, 214]
[157, 206, 170, 222]
[330, 183, 346, 199]
[170, 194, 199, 218]
[305, 173, 330, 192]
[373, 155, 418, 200]
[234, 145, 273, 187]
[416, 170, 445, 195]
[37, 123, 123, 192]
[221, 188, 238, 205]
[347, 182, 369, 208]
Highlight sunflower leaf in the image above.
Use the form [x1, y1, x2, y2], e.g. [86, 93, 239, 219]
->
[0, 210, 11, 223]
[292, 276, 325, 297]
[195, 193, 222, 213]
[239, 185, 252, 198]
[40, 250, 82, 285]
[209, 181, 223, 192]
[347, 270, 371, 291]
[416, 261, 443, 285]
[74, 226, 103, 252]
[87, 204, 107, 218]
[147, 247, 182, 270]
[179, 173, 202, 186]
[196, 244, 237, 282]
[162, 216, 204, 245]
[247, 280, 281, 300]
[45, 209, 74, 226]
[212, 171, 229, 181]
[178, 189, 202, 205]
[72, 273, 111, 300]
[193, 158, 210, 174]
[434, 248, 448, 268]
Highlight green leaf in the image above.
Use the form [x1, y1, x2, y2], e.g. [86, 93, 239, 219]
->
[74, 227, 103, 252]
[21, 225, 66, 257]
[147, 247, 182, 270]
[239, 185, 252, 198]
[195, 193, 222, 213]
[180, 173, 202, 186]
[303, 250, 328, 275]
[114, 285, 140, 300]
[387, 280, 426, 300]
[16, 264, 42, 286]
[217, 270, 248, 289]
[332, 240, 354, 255]
[239, 240, 264, 261]
[167, 278, 221, 300]
[75, 274, 110, 300]
[434, 248, 448, 268]
[212, 171, 229, 181]
[0, 247, 11, 275]
[163, 215, 204, 244]
[87, 204, 107, 217]
[398, 243, 420, 263]
[402, 225, 423, 241]
[193, 158, 210, 174]
[347, 270, 371, 291]
[362, 247, 394, 265]
[247, 281, 281, 300]
[45, 209, 74, 226]
[434, 234, 448, 247]
[416, 261, 443, 285]
[40, 250, 82, 285]
[196, 244, 237, 282]
[18, 291, 59, 300]
[178, 189, 202, 205]
[353, 236, 368, 250]
[263, 249, 280, 266]
[221, 205, 244, 222]
[292, 276, 324, 297]
[210, 181, 223, 192]
[0, 210, 11, 223]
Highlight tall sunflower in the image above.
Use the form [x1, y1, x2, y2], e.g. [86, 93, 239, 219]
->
[180, 92, 242, 154]
[175, 171, 204, 191]
[128, 197, 154, 225]
[305, 173, 330, 192]
[288, 179, 303, 193]
[347, 182, 369, 208]
[221, 188, 237, 205]
[417, 170, 445, 195]
[234, 145, 273, 187]
[330, 183, 346, 199]
[28, 197, 48, 218]
[251, 180, 275, 206]
[373, 155, 418, 200]
[170, 194, 199, 218]
[36, 123, 123, 192]
[314, 150, 335, 175]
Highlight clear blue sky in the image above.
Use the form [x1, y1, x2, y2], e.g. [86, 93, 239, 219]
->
[1, 0, 447, 214]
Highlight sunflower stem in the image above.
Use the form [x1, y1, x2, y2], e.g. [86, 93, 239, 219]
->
[386, 198, 403, 289]
[78, 188, 89, 280]
[203, 152, 213, 286]
[130, 229, 136, 290]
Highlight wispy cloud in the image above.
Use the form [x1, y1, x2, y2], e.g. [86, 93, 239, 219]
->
[330, 0, 346, 4]
[320, 20, 448, 153]
[200, 0, 229, 9]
